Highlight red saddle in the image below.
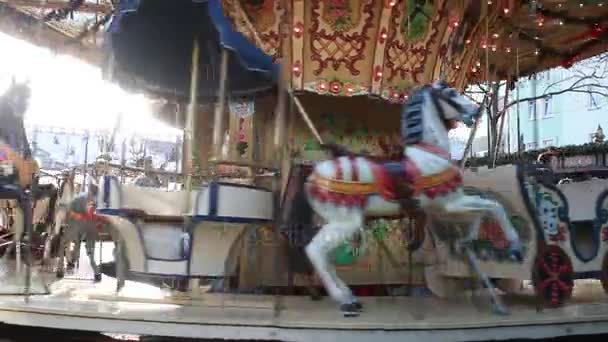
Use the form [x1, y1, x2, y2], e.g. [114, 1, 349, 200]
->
[372, 159, 419, 202]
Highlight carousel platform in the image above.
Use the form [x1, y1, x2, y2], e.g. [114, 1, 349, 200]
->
[0, 264, 607, 342]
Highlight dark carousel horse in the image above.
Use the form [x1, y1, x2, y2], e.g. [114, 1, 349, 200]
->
[0, 79, 59, 266]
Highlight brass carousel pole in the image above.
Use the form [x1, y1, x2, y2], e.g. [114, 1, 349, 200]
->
[212, 49, 229, 161]
[185, 39, 200, 195]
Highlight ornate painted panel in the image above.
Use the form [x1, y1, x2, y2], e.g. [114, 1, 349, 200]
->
[220, 0, 494, 102]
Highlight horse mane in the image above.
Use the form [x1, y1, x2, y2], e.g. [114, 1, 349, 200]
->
[401, 87, 427, 146]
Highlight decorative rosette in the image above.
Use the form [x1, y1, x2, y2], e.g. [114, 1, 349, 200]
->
[305, 79, 368, 96]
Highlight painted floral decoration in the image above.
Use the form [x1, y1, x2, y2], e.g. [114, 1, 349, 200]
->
[325, 0, 354, 31]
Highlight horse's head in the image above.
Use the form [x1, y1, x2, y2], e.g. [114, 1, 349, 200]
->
[402, 81, 480, 148]
[427, 80, 480, 129]
[2, 78, 31, 117]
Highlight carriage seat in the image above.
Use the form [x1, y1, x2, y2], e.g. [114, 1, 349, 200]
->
[96, 176, 191, 273]
[191, 182, 274, 223]
[96, 175, 195, 221]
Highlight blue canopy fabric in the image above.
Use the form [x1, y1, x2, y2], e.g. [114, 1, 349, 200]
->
[103, 0, 276, 99]
[206, 0, 280, 78]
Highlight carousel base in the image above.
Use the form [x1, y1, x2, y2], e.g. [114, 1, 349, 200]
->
[0, 267, 606, 342]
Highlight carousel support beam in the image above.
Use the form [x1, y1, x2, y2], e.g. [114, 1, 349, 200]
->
[185, 36, 201, 295]
[184, 38, 200, 194]
[211, 49, 229, 161]
[459, 96, 488, 169]
[273, 82, 288, 165]
[289, 90, 324, 145]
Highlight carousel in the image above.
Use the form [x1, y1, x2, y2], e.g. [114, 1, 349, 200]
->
[0, 0, 607, 341]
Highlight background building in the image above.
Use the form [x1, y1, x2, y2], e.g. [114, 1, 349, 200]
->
[25, 124, 182, 172]
[506, 66, 608, 151]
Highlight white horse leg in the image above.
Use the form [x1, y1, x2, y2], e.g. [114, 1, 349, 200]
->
[113, 237, 127, 292]
[482, 197, 522, 260]
[305, 212, 363, 317]
[56, 232, 68, 278]
[438, 195, 516, 315]
[459, 196, 522, 261]
[85, 233, 101, 282]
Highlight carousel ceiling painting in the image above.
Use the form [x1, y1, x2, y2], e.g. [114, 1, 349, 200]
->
[220, 0, 608, 103]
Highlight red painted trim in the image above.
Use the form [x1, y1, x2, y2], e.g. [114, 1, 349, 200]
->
[334, 159, 343, 180]
[350, 156, 359, 182]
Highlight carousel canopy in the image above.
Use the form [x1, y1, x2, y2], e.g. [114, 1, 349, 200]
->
[103, 0, 276, 100]
[220, 0, 608, 103]
[1, 0, 607, 104]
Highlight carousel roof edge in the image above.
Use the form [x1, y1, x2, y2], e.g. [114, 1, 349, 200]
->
[0, 4, 102, 67]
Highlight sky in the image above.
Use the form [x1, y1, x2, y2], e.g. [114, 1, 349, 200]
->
[0, 32, 181, 141]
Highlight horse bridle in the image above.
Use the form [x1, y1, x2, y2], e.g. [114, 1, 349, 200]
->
[428, 85, 467, 124]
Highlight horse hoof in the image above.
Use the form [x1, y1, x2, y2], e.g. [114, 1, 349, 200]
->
[56, 271, 64, 279]
[94, 273, 102, 282]
[493, 304, 510, 316]
[353, 301, 363, 312]
[340, 303, 360, 317]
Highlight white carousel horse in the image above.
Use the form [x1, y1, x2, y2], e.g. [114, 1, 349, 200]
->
[304, 81, 523, 317]
[48, 171, 107, 281]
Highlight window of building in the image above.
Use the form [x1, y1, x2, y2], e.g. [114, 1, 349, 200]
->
[543, 138, 555, 147]
[528, 100, 536, 120]
[542, 95, 553, 118]
[526, 142, 538, 150]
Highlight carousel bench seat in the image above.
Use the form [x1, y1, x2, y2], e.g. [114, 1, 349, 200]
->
[97, 175, 200, 218]
[191, 182, 274, 224]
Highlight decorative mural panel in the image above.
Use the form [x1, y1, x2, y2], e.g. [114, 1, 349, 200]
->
[289, 99, 402, 161]
[221, 0, 285, 60]
[534, 185, 570, 244]
[595, 191, 608, 244]
[520, 175, 574, 247]
[383, 0, 444, 84]
[301, 0, 379, 97]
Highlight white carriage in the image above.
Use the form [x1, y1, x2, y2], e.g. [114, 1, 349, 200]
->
[426, 163, 608, 306]
[96, 175, 274, 288]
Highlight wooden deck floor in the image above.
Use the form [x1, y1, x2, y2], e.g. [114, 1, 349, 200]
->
[0, 266, 606, 342]
[0, 246, 607, 342]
